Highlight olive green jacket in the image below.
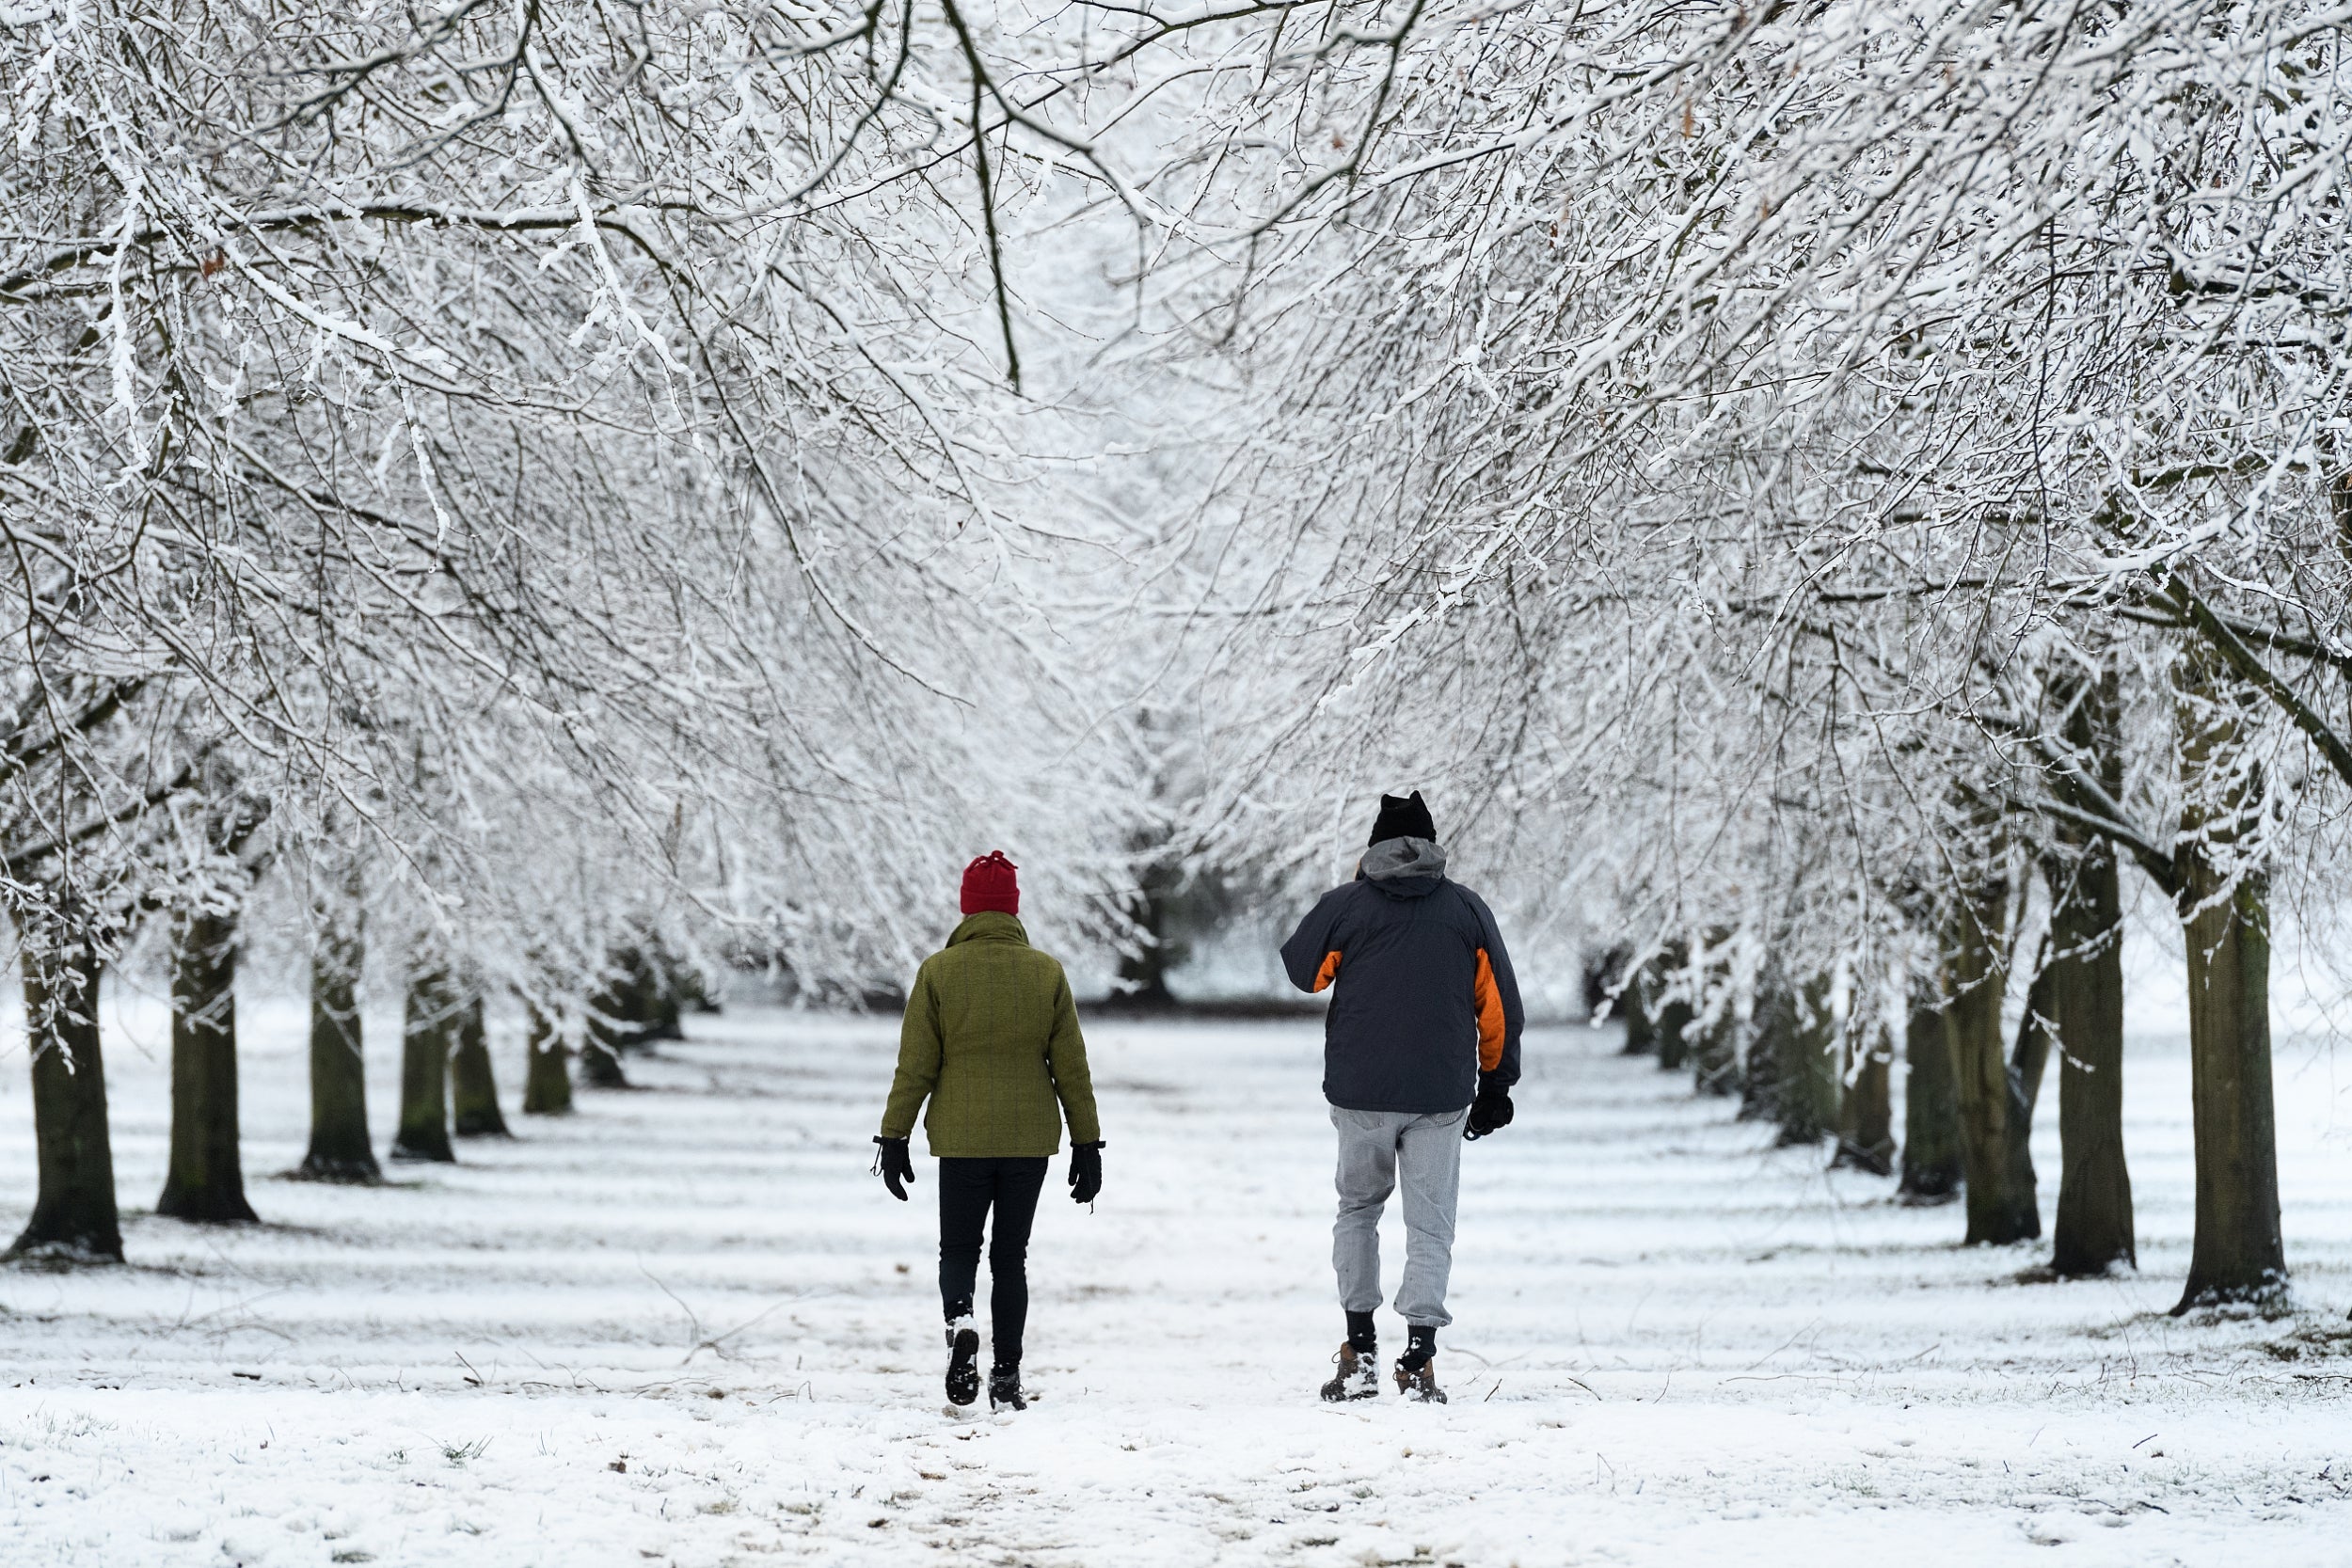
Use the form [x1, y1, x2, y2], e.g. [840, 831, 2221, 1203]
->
[879, 912, 1102, 1158]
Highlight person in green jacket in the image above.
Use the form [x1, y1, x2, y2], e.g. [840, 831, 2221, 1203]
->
[873, 850, 1104, 1412]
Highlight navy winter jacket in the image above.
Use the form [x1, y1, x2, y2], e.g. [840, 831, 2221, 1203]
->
[1280, 849, 1525, 1114]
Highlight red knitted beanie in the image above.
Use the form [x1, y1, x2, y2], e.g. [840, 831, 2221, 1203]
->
[961, 850, 1020, 915]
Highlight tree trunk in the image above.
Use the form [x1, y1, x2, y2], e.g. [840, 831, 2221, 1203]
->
[1834, 1022, 1896, 1175]
[12, 936, 122, 1260]
[521, 1003, 574, 1116]
[1621, 995, 1656, 1055]
[1655, 993, 1693, 1071]
[2046, 841, 2132, 1275]
[2171, 644, 2285, 1311]
[1739, 985, 1786, 1123]
[594, 944, 684, 1050]
[155, 906, 257, 1224]
[1899, 1000, 1963, 1205]
[1945, 875, 2039, 1244]
[2335, 466, 2352, 564]
[1996, 960, 2053, 1237]
[392, 966, 457, 1163]
[2174, 864, 2283, 1308]
[1774, 975, 1840, 1148]
[451, 992, 511, 1137]
[1691, 999, 1740, 1097]
[1621, 959, 1657, 1055]
[1116, 856, 1184, 1006]
[299, 906, 380, 1182]
[578, 1010, 630, 1088]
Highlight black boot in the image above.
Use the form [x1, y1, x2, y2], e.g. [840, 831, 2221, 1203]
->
[945, 1319, 980, 1407]
[1394, 1326, 1445, 1404]
[988, 1364, 1027, 1412]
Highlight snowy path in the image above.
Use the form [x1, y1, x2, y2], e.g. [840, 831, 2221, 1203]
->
[3, 1002, 2350, 1566]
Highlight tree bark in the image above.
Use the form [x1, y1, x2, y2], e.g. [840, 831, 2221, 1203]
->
[1945, 873, 2039, 1244]
[578, 1010, 630, 1088]
[2046, 841, 2133, 1275]
[1654, 992, 1693, 1071]
[1622, 995, 1656, 1054]
[2174, 863, 2283, 1308]
[2335, 466, 2352, 565]
[1774, 975, 1840, 1148]
[1997, 961, 2053, 1237]
[1621, 958, 1657, 1055]
[1116, 856, 1184, 1006]
[299, 906, 380, 1182]
[11, 936, 122, 1259]
[1690, 999, 1740, 1097]
[1643, 942, 1690, 1069]
[1684, 934, 1740, 1095]
[155, 906, 257, 1224]
[393, 966, 457, 1163]
[1739, 984, 1786, 1123]
[1833, 1022, 1896, 1175]
[521, 1003, 574, 1116]
[2043, 667, 2135, 1276]
[2171, 644, 2286, 1311]
[593, 943, 684, 1050]
[1899, 1000, 1964, 1205]
[451, 992, 511, 1137]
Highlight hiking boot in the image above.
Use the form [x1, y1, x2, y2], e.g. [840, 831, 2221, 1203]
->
[988, 1366, 1027, 1412]
[1320, 1342, 1381, 1402]
[945, 1320, 981, 1407]
[1394, 1354, 1447, 1404]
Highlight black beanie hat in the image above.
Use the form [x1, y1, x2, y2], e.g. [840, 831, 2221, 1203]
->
[1367, 790, 1438, 847]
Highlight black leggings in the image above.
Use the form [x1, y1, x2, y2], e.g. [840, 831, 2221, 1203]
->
[938, 1157, 1048, 1369]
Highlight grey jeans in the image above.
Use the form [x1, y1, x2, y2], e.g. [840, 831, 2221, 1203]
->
[1330, 1106, 1465, 1328]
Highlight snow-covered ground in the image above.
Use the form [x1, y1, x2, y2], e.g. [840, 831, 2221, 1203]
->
[2, 996, 2349, 1566]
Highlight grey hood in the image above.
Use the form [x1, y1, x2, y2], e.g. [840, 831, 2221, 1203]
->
[1359, 836, 1448, 888]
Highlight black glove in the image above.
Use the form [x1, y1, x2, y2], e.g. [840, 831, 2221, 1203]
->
[873, 1135, 915, 1200]
[1068, 1141, 1104, 1205]
[1464, 1077, 1515, 1141]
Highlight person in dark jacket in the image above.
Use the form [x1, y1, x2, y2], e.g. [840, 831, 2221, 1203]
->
[873, 851, 1104, 1413]
[1280, 791, 1523, 1403]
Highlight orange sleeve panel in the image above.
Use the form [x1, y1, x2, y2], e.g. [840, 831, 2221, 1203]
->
[1472, 949, 1506, 1071]
[1313, 950, 1343, 992]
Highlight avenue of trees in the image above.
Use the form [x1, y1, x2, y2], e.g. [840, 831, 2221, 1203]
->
[3, 0, 2347, 1318]
[1142, 0, 2352, 1313]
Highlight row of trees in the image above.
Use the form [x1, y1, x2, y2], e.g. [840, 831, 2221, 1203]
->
[7, 0, 2348, 1320]
[0, 0, 1168, 1259]
[1120, 0, 2352, 1312]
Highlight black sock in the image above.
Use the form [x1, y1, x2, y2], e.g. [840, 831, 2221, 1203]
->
[1401, 1326, 1437, 1370]
[1345, 1310, 1377, 1356]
